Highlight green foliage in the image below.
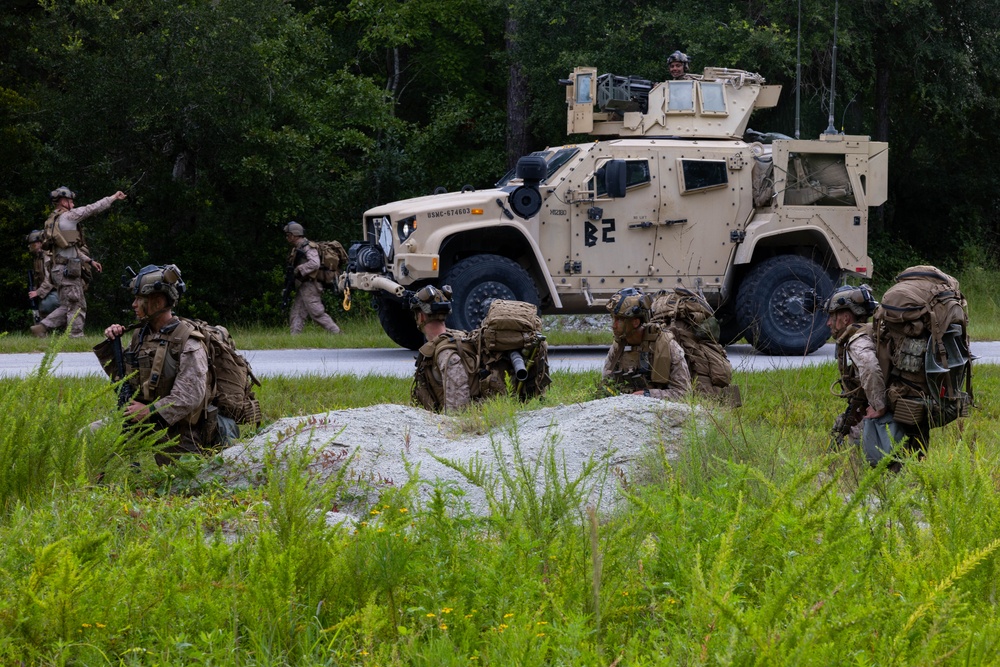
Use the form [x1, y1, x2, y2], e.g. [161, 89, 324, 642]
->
[2, 364, 1000, 660]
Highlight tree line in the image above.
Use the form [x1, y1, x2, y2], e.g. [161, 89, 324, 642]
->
[2, 0, 998, 331]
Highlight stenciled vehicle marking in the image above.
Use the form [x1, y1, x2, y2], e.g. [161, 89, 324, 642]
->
[427, 208, 472, 219]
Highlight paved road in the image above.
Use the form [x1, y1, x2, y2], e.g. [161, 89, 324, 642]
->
[4, 342, 1000, 379]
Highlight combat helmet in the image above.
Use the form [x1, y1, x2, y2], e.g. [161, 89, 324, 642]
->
[824, 284, 877, 319]
[26, 230, 44, 244]
[409, 284, 453, 321]
[606, 287, 652, 322]
[50, 186, 76, 203]
[283, 221, 305, 236]
[129, 264, 186, 305]
[667, 50, 691, 71]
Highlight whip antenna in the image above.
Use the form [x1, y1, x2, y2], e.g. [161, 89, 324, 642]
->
[823, 0, 840, 135]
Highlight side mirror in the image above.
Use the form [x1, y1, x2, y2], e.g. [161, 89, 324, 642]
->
[605, 160, 627, 198]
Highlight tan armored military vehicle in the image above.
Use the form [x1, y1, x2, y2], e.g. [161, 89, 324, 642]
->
[343, 66, 888, 354]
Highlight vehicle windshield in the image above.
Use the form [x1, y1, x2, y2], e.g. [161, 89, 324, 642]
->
[495, 147, 581, 187]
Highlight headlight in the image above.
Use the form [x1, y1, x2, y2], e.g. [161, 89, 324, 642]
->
[397, 215, 417, 242]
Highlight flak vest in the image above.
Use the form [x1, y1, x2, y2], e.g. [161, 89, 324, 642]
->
[606, 324, 675, 388]
[835, 322, 871, 402]
[126, 318, 209, 432]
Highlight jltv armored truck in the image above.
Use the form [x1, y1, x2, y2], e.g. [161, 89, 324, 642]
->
[342, 66, 888, 354]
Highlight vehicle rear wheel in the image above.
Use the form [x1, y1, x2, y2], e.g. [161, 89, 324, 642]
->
[375, 294, 424, 350]
[446, 254, 539, 330]
[735, 255, 833, 355]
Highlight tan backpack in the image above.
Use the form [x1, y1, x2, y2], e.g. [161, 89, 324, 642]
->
[474, 300, 550, 401]
[308, 240, 350, 288]
[873, 266, 972, 427]
[650, 288, 735, 400]
[184, 319, 262, 426]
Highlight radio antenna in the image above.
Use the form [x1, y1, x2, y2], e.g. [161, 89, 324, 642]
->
[823, 0, 840, 135]
[795, 0, 801, 139]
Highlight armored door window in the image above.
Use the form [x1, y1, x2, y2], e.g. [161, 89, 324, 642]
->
[699, 82, 728, 114]
[576, 73, 594, 104]
[594, 160, 651, 197]
[667, 81, 695, 112]
[678, 159, 728, 194]
[782, 153, 855, 206]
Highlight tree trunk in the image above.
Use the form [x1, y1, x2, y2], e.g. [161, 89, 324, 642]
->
[505, 16, 529, 170]
[871, 39, 892, 235]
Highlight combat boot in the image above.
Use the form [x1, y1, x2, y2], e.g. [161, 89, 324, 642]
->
[30, 324, 48, 338]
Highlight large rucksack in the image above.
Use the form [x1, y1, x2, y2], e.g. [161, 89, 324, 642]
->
[650, 288, 737, 402]
[473, 299, 551, 401]
[873, 266, 972, 427]
[184, 319, 263, 427]
[308, 240, 350, 288]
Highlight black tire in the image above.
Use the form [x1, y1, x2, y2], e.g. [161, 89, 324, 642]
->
[735, 255, 833, 355]
[446, 254, 539, 330]
[375, 294, 424, 350]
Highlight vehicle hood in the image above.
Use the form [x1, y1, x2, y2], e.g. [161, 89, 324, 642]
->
[365, 188, 510, 219]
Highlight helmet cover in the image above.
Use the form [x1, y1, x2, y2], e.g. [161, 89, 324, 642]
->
[606, 287, 651, 322]
[667, 50, 691, 66]
[283, 221, 305, 236]
[410, 284, 453, 320]
[50, 186, 76, 202]
[130, 264, 186, 304]
[824, 284, 877, 318]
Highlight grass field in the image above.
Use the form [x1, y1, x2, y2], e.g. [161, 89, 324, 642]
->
[0, 348, 998, 664]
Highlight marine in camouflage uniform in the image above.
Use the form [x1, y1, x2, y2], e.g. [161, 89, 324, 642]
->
[32, 186, 125, 338]
[95, 264, 212, 466]
[26, 229, 58, 321]
[410, 285, 472, 413]
[602, 287, 692, 400]
[826, 285, 892, 448]
[826, 285, 928, 465]
[284, 221, 341, 335]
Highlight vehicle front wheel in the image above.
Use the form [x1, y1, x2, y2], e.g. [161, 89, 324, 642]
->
[735, 255, 833, 355]
[375, 294, 424, 350]
[446, 254, 539, 330]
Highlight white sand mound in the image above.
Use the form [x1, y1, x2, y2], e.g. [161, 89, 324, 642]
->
[216, 395, 703, 521]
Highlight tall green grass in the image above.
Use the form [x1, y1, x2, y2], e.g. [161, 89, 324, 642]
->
[0, 357, 999, 663]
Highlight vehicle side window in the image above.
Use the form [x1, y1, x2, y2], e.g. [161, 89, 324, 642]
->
[594, 160, 651, 197]
[678, 159, 728, 193]
[783, 153, 856, 206]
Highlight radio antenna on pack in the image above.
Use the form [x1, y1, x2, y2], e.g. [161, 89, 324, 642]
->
[823, 0, 840, 135]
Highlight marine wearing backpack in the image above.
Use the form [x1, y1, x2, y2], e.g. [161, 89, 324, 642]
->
[409, 287, 549, 412]
[650, 287, 739, 405]
[282, 222, 342, 335]
[602, 287, 693, 400]
[94, 264, 261, 462]
[873, 266, 973, 430]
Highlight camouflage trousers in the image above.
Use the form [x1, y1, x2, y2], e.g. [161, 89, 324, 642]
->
[40, 268, 86, 337]
[290, 280, 340, 335]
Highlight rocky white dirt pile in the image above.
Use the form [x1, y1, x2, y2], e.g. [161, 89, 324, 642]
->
[216, 395, 703, 522]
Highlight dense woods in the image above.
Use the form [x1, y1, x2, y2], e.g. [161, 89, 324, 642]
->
[3, 0, 999, 331]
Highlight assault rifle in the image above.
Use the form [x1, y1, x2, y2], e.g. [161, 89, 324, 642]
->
[110, 336, 136, 409]
[281, 247, 306, 308]
[598, 368, 651, 397]
[281, 266, 296, 309]
[27, 270, 40, 323]
[831, 397, 867, 449]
